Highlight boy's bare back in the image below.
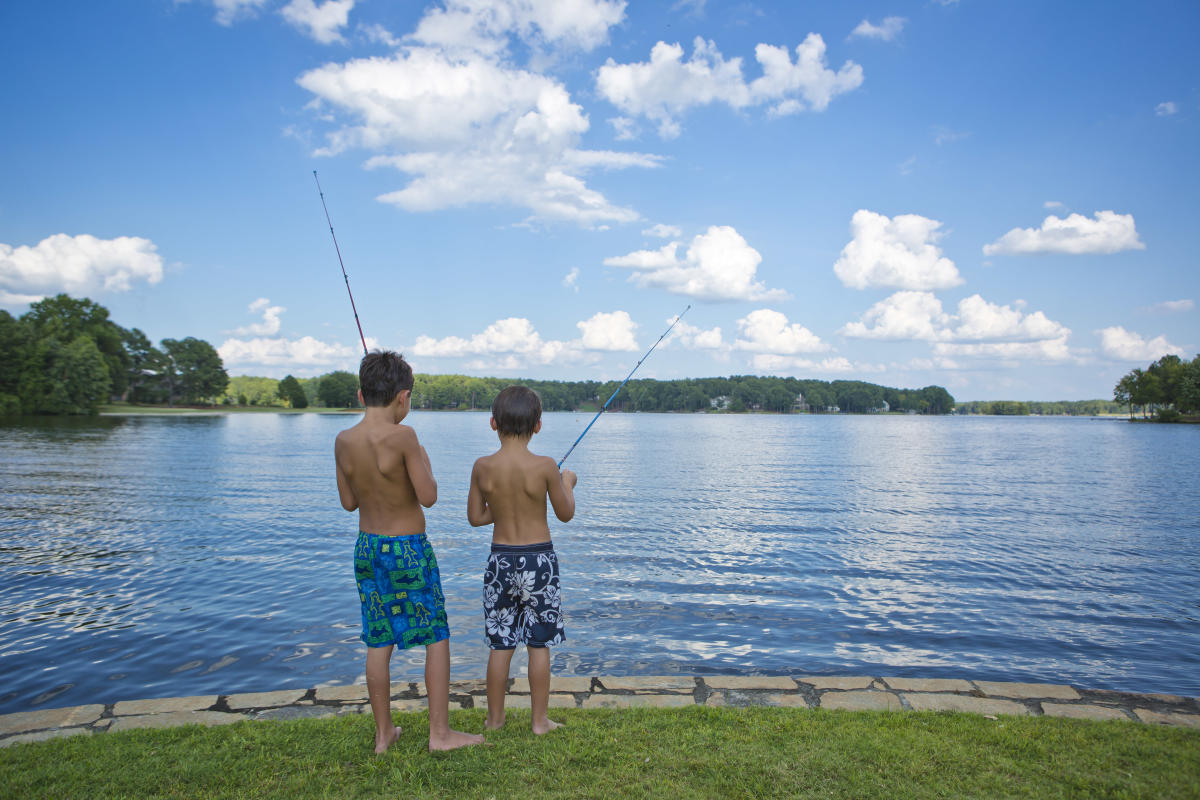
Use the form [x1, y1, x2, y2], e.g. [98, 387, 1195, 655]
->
[336, 418, 436, 535]
[469, 443, 575, 545]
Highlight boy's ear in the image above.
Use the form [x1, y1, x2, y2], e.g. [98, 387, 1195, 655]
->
[534, 419, 542, 434]
[356, 388, 364, 407]
[489, 417, 498, 431]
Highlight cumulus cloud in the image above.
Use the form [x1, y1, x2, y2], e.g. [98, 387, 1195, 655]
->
[849, 16, 905, 41]
[0, 233, 164, 305]
[231, 297, 286, 336]
[217, 335, 362, 375]
[1156, 101, 1178, 117]
[595, 33, 863, 138]
[734, 309, 828, 354]
[1044, 200, 1064, 209]
[833, 210, 963, 290]
[841, 292, 1071, 355]
[1144, 298, 1194, 314]
[1097, 326, 1185, 361]
[204, 0, 269, 26]
[562, 267, 580, 292]
[669, 319, 726, 350]
[643, 223, 682, 238]
[577, 310, 638, 350]
[604, 225, 786, 301]
[983, 211, 1145, 256]
[932, 338, 1073, 362]
[751, 354, 879, 374]
[412, 310, 639, 367]
[412, 0, 626, 56]
[280, 0, 354, 44]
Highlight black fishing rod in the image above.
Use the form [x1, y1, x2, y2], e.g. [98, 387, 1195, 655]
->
[558, 304, 692, 468]
[312, 170, 368, 355]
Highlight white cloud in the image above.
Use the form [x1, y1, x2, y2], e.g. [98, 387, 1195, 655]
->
[1097, 326, 1185, 361]
[604, 225, 786, 301]
[1044, 200, 1064, 209]
[849, 16, 905, 42]
[932, 338, 1074, 362]
[576, 310, 638, 350]
[360, 23, 401, 48]
[0, 233, 164, 305]
[609, 116, 638, 140]
[643, 223, 682, 239]
[206, 0, 269, 26]
[232, 298, 286, 336]
[595, 33, 863, 138]
[562, 267, 580, 292]
[1156, 101, 1178, 117]
[412, 0, 626, 56]
[841, 292, 1071, 348]
[983, 211, 1145, 256]
[751, 354, 880, 374]
[734, 309, 828, 354]
[1144, 298, 1194, 314]
[833, 210, 963, 290]
[280, 0, 354, 44]
[670, 319, 725, 350]
[217, 335, 361, 375]
[299, 47, 660, 226]
[933, 125, 969, 146]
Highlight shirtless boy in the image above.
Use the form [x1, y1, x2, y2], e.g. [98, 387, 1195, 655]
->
[467, 385, 577, 735]
[335, 350, 483, 753]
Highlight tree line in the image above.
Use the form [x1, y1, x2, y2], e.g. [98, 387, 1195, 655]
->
[1112, 353, 1200, 421]
[0, 294, 228, 415]
[954, 400, 1127, 416]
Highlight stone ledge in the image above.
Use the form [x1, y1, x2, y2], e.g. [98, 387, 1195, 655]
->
[706, 691, 809, 708]
[113, 695, 218, 716]
[476, 695, 578, 711]
[796, 676, 874, 691]
[975, 681, 1080, 701]
[884, 678, 973, 693]
[1133, 708, 1200, 728]
[903, 693, 1028, 716]
[0, 705, 104, 736]
[595, 676, 694, 692]
[510, 676, 593, 694]
[314, 685, 369, 703]
[0, 727, 92, 748]
[821, 691, 902, 712]
[1041, 703, 1129, 722]
[225, 690, 307, 711]
[703, 676, 796, 691]
[109, 711, 246, 732]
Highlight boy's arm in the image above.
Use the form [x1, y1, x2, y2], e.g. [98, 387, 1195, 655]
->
[546, 461, 576, 523]
[466, 460, 494, 527]
[399, 427, 438, 508]
[334, 436, 357, 511]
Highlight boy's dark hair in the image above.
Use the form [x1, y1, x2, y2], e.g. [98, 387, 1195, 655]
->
[492, 385, 541, 438]
[358, 350, 414, 407]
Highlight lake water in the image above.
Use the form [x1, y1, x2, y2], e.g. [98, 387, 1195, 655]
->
[1, 412, 1197, 715]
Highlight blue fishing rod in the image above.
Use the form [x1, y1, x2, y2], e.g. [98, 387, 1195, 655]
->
[313, 170, 368, 356]
[558, 304, 691, 468]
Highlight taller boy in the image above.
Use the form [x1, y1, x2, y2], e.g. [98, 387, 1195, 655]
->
[468, 386, 577, 734]
[335, 350, 483, 753]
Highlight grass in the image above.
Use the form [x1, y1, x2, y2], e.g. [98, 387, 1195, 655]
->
[2, 707, 1197, 799]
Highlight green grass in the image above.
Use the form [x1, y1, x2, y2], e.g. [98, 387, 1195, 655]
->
[2, 707, 1197, 799]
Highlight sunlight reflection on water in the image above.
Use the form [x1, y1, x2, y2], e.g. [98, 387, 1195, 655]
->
[0, 412, 1198, 713]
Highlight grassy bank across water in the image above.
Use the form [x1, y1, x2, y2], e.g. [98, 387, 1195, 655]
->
[2, 706, 1196, 799]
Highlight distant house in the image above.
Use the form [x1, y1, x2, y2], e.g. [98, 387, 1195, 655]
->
[710, 395, 730, 410]
[872, 400, 890, 413]
[826, 405, 840, 414]
[793, 393, 809, 412]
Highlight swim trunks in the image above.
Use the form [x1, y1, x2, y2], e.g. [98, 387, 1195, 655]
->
[482, 541, 564, 650]
[355, 531, 449, 649]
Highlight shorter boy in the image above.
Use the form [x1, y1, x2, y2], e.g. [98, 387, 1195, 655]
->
[467, 386, 577, 734]
[336, 350, 483, 753]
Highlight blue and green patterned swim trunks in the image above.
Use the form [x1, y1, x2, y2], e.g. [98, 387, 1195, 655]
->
[354, 531, 449, 649]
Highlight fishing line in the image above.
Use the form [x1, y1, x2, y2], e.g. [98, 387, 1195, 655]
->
[312, 170, 368, 356]
[558, 304, 692, 468]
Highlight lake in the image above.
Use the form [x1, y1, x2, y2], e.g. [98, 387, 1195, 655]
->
[1, 411, 1197, 715]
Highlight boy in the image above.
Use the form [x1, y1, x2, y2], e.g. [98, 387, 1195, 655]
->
[335, 350, 483, 753]
[467, 385, 577, 735]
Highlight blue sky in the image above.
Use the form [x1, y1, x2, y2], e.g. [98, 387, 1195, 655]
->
[1, 0, 1197, 400]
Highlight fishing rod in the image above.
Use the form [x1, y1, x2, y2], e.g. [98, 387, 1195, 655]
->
[312, 170, 368, 356]
[558, 304, 691, 468]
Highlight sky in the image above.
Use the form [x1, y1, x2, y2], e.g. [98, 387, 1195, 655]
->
[1, 0, 1197, 401]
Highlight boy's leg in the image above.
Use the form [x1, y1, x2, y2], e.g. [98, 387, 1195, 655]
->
[485, 648, 514, 729]
[526, 646, 561, 735]
[425, 638, 485, 751]
[365, 644, 401, 754]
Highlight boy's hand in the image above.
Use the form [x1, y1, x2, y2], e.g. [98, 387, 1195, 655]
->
[561, 469, 577, 489]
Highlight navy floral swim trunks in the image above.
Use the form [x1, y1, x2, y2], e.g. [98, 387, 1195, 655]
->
[355, 531, 449, 649]
[482, 541, 564, 650]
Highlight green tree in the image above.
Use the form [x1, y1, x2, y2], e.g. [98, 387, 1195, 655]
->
[18, 335, 111, 415]
[1114, 373, 1136, 419]
[277, 375, 308, 409]
[123, 327, 171, 403]
[0, 310, 27, 414]
[319, 371, 359, 408]
[1178, 355, 1200, 414]
[162, 337, 228, 405]
[23, 294, 130, 398]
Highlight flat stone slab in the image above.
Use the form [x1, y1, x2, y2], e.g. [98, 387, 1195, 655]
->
[1, 727, 92, 748]
[224, 690, 307, 711]
[821, 691, 903, 712]
[391, 698, 432, 712]
[448, 680, 488, 694]
[596, 675, 694, 691]
[706, 691, 809, 708]
[582, 694, 695, 709]
[795, 676, 875, 691]
[0, 704, 104, 736]
[975, 681, 1080, 700]
[109, 711, 246, 732]
[884, 677, 973, 693]
[904, 693, 1028, 716]
[314, 685, 369, 703]
[703, 676, 796, 690]
[476, 695, 578, 711]
[1042, 703, 1129, 722]
[1133, 708, 1200, 728]
[510, 676, 593, 693]
[114, 695, 218, 716]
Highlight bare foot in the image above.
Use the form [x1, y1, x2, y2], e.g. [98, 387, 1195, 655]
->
[532, 717, 562, 735]
[374, 725, 401, 755]
[428, 728, 485, 751]
[484, 713, 506, 730]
